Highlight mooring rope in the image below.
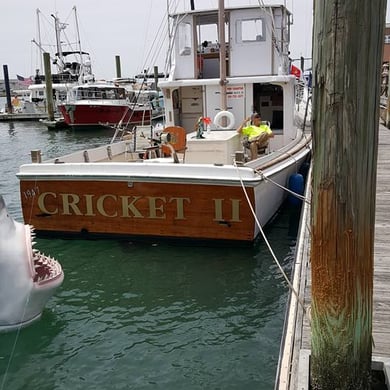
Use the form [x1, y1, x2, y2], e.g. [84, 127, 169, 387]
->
[233, 161, 306, 311]
[255, 169, 310, 205]
[1, 293, 32, 390]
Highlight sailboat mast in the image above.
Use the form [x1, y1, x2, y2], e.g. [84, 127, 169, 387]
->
[52, 13, 63, 71]
[73, 7, 83, 61]
[73, 6, 86, 82]
[36, 9, 43, 73]
[218, 0, 227, 111]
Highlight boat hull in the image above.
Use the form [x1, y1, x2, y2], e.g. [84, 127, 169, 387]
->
[18, 144, 309, 243]
[20, 179, 256, 241]
[58, 103, 151, 127]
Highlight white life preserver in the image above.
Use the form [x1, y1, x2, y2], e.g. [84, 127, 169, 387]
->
[213, 110, 235, 130]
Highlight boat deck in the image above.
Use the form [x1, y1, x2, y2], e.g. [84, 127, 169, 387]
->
[277, 123, 390, 389]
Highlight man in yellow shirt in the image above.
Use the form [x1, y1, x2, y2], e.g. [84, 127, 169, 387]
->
[237, 113, 273, 160]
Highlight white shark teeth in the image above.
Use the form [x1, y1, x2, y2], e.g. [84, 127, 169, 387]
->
[28, 225, 62, 284]
[33, 251, 63, 283]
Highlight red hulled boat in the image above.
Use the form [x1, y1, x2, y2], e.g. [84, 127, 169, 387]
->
[58, 83, 151, 128]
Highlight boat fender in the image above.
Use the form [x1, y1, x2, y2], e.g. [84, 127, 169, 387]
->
[288, 173, 304, 207]
[213, 110, 235, 130]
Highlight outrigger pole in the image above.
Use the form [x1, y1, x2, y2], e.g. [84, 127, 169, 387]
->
[218, 0, 227, 112]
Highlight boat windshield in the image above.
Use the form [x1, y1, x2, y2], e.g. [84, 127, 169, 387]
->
[73, 87, 126, 100]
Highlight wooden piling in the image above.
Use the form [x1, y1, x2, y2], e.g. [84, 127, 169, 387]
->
[43, 52, 54, 121]
[115, 55, 121, 78]
[311, 1, 386, 388]
[2, 65, 13, 114]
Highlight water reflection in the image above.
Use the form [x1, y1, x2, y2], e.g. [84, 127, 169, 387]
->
[7, 121, 15, 135]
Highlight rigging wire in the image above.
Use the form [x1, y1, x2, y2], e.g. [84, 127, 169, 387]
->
[141, 11, 168, 73]
[256, 0, 291, 72]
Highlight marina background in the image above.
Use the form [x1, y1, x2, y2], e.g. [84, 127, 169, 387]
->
[0, 99, 302, 389]
[0, 0, 316, 81]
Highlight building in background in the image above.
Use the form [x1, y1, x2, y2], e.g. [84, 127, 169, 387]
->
[0, 79, 24, 96]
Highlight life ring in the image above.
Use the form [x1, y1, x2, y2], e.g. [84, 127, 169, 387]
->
[213, 110, 235, 130]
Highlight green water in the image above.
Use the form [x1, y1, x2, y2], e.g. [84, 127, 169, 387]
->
[0, 118, 299, 389]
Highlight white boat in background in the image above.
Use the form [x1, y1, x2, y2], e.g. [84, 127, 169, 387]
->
[113, 77, 164, 121]
[17, 3, 311, 243]
[0, 89, 48, 121]
[1, 7, 95, 123]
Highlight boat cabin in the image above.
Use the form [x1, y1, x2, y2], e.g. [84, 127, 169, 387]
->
[67, 84, 127, 101]
[160, 4, 297, 150]
[170, 5, 291, 80]
[28, 83, 69, 104]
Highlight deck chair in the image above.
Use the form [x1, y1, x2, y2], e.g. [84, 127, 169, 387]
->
[161, 126, 187, 163]
[242, 121, 271, 160]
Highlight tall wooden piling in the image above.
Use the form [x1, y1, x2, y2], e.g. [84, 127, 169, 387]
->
[3, 65, 13, 114]
[311, 1, 386, 388]
[115, 55, 121, 78]
[43, 52, 54, 121]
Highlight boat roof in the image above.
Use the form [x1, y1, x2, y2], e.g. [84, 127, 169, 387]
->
[71, 83, 124, 89]
[28, 83, 74, 90]
[55, 51, 90, 57]
[159, 74, 295, 89]
[170, 4, 290, 18]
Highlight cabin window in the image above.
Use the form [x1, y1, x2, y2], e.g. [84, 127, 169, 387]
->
[237, 18, 265, 43]
[178, 22, 192, 56]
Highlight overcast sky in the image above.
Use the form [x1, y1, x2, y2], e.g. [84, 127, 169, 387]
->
[0, 0, 388, 80]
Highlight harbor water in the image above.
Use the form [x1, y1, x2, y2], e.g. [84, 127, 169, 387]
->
[0, 114, 301, 389]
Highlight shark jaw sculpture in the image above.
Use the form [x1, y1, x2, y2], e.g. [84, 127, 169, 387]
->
[0, 195, 64, 332]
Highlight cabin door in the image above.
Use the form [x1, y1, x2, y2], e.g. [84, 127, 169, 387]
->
[205, 85, 247, 127]
[180, 86, 203, 132]
[229, 10, 273, 76]
[173, 15, 196, 80]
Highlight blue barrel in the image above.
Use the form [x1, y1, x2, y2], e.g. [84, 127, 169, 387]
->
[288, 173, 304, 206]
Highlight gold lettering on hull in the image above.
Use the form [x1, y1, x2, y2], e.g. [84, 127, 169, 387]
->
[85, 194, 96, 216]
[169, 197, 190, 220]
[121, 196, 143, 218]
[213, 198, 242, 222]
[38, 192, 57, 214]
[61, 193, 82, 215]
[148, 197, 166, 219]
[36, 192, 242, 223]
[97, 195, 117, 217]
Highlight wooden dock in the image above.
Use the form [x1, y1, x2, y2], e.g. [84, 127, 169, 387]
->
[0, 112, 47, 121]
[276, 123, 390, 389]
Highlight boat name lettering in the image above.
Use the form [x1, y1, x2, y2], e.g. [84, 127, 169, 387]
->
[213, 198, 242, 222]
[37, 192, 191, 220]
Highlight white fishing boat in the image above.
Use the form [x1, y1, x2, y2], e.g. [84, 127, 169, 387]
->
[1, 7, 95, 123]
[17, 3, 311, 243]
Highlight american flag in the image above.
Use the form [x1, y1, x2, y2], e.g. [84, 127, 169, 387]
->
[16, 74, 33, 86]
